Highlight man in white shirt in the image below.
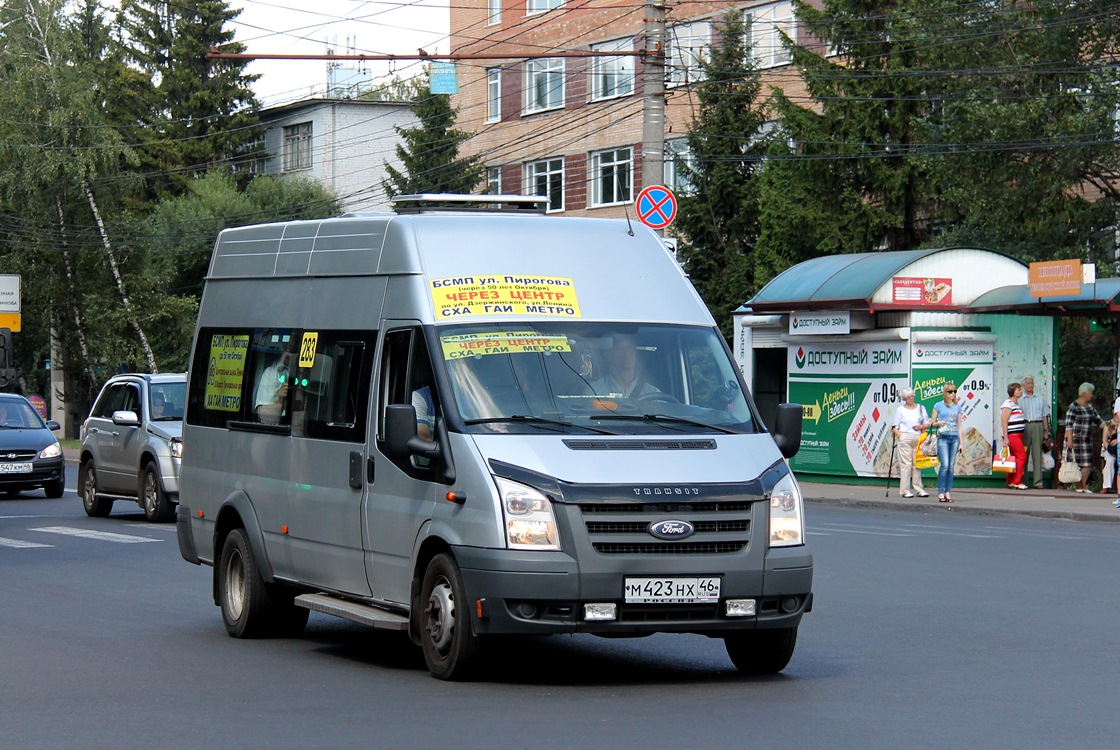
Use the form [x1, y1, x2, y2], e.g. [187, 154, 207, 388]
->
[1018, 376, 1050, 489]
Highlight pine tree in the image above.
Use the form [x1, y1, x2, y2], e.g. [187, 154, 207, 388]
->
[382, 80, 483, 198]
[673, 12, 769, 338]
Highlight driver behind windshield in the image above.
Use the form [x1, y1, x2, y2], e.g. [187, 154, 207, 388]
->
[588, 334, 660, 399]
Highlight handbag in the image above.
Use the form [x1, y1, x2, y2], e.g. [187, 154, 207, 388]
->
[1057, 451, 1081, 484]
[921, 427, 939, 457]
[992, 447, 1016, 474]
[1041, 435, 1054, 452]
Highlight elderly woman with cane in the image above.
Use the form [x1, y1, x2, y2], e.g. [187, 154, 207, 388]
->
[892, 388, 931, 498]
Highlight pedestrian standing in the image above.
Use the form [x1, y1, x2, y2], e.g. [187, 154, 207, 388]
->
[1064, 382, 1106, 493]
[892, 388, 930, 498]
[1019, 376, 1051, 489]
[932, 382, 963, 503]
[1001, 383, 1028, 490]
[1113, 383, 1120, 507]
[1100, 418, 1117, 495]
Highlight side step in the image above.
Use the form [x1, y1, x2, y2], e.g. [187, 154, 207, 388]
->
[294, 593, 410, 631]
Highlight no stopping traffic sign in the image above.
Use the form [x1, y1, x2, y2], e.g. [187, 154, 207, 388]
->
[635, 185, 678, 230]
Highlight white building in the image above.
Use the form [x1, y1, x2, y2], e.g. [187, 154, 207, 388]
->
[257, 98, 418, 213]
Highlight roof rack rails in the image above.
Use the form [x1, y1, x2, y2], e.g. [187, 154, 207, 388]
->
[390, 193, 549, 214]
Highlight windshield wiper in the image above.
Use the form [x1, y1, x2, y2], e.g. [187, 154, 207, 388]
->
[589, 413, 740, 434]
[464, 415, 614, 435]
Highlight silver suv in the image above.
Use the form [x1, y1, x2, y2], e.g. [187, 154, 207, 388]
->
[79, 373, 186, 522]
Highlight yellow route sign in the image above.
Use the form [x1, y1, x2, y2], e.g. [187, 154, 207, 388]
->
[0, 313, 21, 332]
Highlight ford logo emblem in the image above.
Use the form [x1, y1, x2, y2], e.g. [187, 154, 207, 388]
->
[648, 519, 695, 540]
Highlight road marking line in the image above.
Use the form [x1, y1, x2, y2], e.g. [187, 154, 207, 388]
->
[0, 536, 53, 548]
[124, 523, 176, 532]
[30, 526, 161, 544]
[810, 527, 916, 537]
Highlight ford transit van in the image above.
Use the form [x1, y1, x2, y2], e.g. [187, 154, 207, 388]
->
[177, 194, 811, 680]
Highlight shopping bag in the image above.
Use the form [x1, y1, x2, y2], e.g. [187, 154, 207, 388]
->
[992, 447, 1016, 474]
[914, 432, 939, 469]
[1057, 452, 1081, 484]
[1042, 451, 1055, 471]
[921, 428, 939, 457]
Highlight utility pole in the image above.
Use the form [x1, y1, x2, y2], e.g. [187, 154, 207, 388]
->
[642, 0, 667, 193]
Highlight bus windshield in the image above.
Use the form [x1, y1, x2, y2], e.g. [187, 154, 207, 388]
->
[434, 322, 757, 435]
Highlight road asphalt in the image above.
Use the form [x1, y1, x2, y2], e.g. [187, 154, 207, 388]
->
[63, 449, 1120, 523]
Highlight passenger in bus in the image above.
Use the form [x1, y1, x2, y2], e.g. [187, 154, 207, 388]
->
[254, 352, 290, 423]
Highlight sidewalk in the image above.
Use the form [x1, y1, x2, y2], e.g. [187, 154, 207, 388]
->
[800, 480, 1120, 523]
[64, 449, 1118, 523]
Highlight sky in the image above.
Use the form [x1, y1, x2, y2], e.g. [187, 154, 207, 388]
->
[226, 0, 451, 106]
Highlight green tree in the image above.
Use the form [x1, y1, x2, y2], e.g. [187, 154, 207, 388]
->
[757, 0, 931, 283]
[381, 80, 483, 198]
[673, 12, 769, 338]
[143, 171, 342, 301]
[118, 0, 262, 196]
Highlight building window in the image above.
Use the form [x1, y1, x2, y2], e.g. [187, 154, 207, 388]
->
[527, 0, 563, 14]
[525, 158, 564, 212]
[666, 20, 710, 87]
[486, 68, 502, 122]
[282, 122, 312, 172]
[486, 166, 502, 194]
[591, 38, 635, 101]
[487, 0, 502, 25]
[590, 147, 632, 206]
[524, 58, 565, 113]
[747, 1, 795, 69]
[664, 138, 695, 194]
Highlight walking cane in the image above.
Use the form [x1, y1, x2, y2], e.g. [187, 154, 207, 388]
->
[885, 433, 897, 497]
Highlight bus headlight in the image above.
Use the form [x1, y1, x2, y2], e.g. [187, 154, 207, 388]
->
[769, 472, 805, 547]
[496, 477, 561, 551]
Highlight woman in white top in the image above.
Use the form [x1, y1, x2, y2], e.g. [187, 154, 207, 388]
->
[892, 388, 931, 498]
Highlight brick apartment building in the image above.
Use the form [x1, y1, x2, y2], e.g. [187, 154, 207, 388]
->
[450, 1, 809, 219]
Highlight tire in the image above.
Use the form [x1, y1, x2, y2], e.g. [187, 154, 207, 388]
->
[725, 627, 798, 675]
[217, 529, 308, 638]
[140, 462, 174, 523]
[80, 462, 113, 517]
[44, 473, 65, 499]
[218, 529, 271, 638]
[419, 553, 481, 680]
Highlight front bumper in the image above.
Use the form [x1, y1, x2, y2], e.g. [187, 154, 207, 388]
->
[454, 544, 813, 636]
[0, 456, 65, 491]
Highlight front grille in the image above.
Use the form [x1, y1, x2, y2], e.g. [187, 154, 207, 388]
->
[586, 520, 749, 534]
[0, 450, 37, 461]
[579, 499, 754, 555]
[593, 541, 745, 555]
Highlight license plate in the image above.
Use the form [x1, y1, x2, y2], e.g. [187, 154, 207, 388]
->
[624, 577, 721, 604]
[0, 462, 34, 474]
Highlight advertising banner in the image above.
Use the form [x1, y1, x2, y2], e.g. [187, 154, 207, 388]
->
[911, 341, 996, 476]
[892, 276, 953, 306]
[204, 334, 250, 412]
[788, 339, 910, 477]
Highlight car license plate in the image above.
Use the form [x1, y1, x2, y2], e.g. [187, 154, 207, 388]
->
[623, 577, 720, 604]
[0, 462, 34, 474]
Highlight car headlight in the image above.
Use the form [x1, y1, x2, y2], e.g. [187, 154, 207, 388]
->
[769, 472, 805, 547]
[169, 437, 183, 459]
[39, 442, 62, 460]
[496, 477, 561, 551]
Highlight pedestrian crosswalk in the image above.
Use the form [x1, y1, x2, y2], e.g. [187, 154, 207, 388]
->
[0, 524, 166, 548]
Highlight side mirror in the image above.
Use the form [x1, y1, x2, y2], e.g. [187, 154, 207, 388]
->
[384, 404, 439, 460]
[772, 403, 803, 459]
[46, 420, 61, 431]
[111, 410, 140, 427]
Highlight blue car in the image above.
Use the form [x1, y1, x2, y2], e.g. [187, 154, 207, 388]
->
[0, 393, 65, 498]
